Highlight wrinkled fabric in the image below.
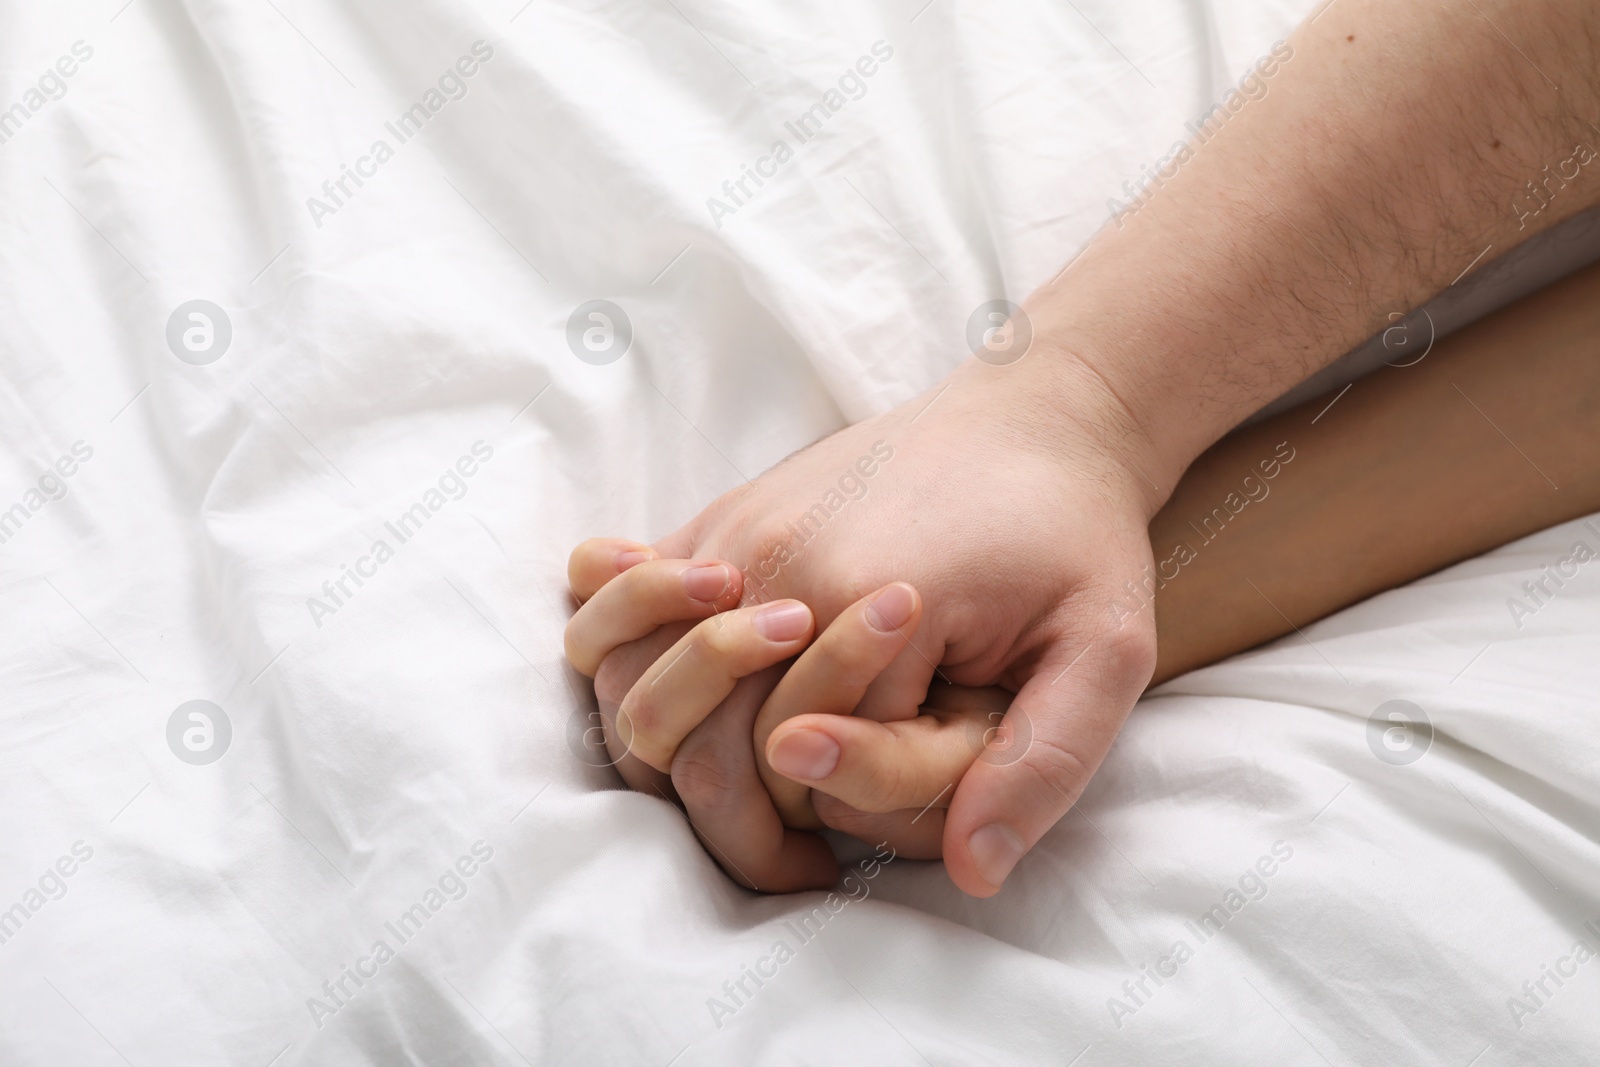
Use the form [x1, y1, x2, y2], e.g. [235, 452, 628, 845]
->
[0, 0, 1594, 1064]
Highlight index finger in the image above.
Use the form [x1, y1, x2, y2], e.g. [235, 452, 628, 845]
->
[564, 557, 745, 677]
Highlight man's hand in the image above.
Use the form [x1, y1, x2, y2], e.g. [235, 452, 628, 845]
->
[645, 351, 1166, 896]
[569, 0, 1600, 896]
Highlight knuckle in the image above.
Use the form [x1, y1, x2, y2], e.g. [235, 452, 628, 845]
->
[693, 615, 741, 661]
[618, 688, 660, 737]
[853, 754, 910, 813]
[591, 656, 631, 709]
[562, 621, 595, 676]
[567, 538, 601, 587]
[638, 560, 683, 606]
[813, 793, 876, 833]
[813, 637, 885, 690]
[937, 595, 985, 648]
[739, 518, 811, 596]
[573, 536, 608, 565]
[671, 748, 745, 810]
[1016, 733, 1095, 807]
[1097, 614, 1159, 691]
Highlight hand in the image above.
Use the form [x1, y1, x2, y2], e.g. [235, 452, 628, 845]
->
[622, 350, 1168, 896]
[565, 546, 1002, 888]
[766, 680, 1018, 859]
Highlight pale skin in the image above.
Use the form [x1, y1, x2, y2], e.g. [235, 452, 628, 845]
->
[568, 0, 1600, 895]
[566, 256, 1600, 889]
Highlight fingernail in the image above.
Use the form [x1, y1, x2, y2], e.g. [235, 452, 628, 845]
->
[864, 583, 915, 632]
[968, 824, 1024, 889]
[768, 729, 840, 780]
[683, 563, 731, 602]
[754, 600, 811, 642]
[615, 549, 652, 571]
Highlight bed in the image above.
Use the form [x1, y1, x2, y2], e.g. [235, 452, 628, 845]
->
[2, 0, 1597, 1063]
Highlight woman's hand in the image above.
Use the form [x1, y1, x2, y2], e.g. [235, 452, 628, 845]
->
[565, 546, 1006, 889]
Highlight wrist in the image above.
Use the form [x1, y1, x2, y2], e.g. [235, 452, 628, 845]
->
[939, 336, 1183, 522]
[1016, 250, 1277, 488]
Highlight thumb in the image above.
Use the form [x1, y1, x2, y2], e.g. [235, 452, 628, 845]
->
[940, 620, 1156, 897]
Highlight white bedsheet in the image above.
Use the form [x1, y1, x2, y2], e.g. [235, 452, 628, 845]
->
[2, 0, 1597, 1064]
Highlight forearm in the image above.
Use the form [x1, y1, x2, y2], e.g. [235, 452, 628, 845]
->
[1147, 259, 1600, 685]
[1015, 0, 1600, 495]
